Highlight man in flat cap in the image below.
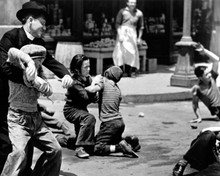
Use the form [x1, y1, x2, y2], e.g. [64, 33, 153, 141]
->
[0, 1, 73, 175]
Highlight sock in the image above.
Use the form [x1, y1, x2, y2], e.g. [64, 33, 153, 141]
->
[110, 145, 116, 152]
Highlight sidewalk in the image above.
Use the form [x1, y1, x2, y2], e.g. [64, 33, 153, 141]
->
[43, 65, 193, 104]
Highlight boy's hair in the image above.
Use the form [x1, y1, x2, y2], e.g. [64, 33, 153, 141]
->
[70, 54, 89, 75]
[21, 13, 46, 25]
[194, 66, 207, 78]
[104, 66, 123, 83]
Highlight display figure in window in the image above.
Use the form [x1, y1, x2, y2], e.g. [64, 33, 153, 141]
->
[112, 0, 144, 77]
[85, 13, 95, 35]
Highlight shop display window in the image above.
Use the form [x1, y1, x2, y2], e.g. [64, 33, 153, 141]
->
[33, 0, 73, 37]
[83, 0, 116, 38]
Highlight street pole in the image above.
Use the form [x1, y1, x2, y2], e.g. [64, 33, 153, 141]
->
[170, 0, 197, 87]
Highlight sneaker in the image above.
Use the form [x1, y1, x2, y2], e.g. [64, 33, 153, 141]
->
[172, 160, 188, 176]
[119, 140, 138, 158]
[124, 136, 141, 152]
[75, 147, 90, 159]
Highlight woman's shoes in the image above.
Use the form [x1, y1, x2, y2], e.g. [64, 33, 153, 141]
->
[75, 147, 90, 159]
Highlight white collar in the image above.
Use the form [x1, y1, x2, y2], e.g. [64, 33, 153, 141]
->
[24, 28, 35, 41]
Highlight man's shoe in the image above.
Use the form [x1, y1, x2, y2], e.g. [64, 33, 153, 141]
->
[172, 160, 188, 176]
[131, 72, 136, 78]
[119, 140, 138, 158]
[124, 136, 141, 152]
[75, 147, 90, 159]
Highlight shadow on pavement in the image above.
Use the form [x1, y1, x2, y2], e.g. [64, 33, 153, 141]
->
[202, 117, 220, 122]
[184, 172, 198, 176]
[60, 170, 77, 176]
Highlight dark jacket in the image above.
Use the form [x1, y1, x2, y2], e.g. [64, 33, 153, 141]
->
[65, 75, 97, 110]
[0, 27, 69, 111]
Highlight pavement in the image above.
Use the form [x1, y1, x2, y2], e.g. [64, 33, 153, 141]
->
[42, 64, 193, 104]
[35, 65, 220, 176]
[36, 99, 220, 176]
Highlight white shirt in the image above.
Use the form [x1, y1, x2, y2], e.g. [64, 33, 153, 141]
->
[23, 28, 35, 41]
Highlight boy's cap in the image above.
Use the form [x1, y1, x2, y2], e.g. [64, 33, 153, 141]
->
[104, 66, 123, 83]
[16, 1, 47, 22]
[20, 44, 46, 60]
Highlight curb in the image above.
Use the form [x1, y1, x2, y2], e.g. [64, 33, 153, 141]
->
[40, 91, 192, 104]
[122, 91, 192, 104]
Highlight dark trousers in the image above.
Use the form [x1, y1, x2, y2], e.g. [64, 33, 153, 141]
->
[184, 130, 220, 171]
[0, 104, 11, 173]
[0, 118, 12, 174]
[63, 104, 96, 150]
[94, 118, 125, 155]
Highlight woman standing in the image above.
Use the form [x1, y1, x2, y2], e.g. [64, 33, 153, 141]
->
[113, 0, 144, 77]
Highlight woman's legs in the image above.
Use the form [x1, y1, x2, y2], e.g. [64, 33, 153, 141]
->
[64, 106, 96, 158]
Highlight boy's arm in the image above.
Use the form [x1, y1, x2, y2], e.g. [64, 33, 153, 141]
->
[24, 75, 53, 97]
[203, 48, 219, 73]
[193, 43, 219, 73]
[85, 75, 103, 93]
[85, 84, 102, 93]
[8, 48, 33, 67]
[192, 86, 202, 120]
[7, 47, 36, 81]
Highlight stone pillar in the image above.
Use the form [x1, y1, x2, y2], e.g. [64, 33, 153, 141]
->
[170, 0, 198, 87]
[210, 0, 220, 56]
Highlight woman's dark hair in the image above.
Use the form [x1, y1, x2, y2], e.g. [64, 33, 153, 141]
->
[194, 66, 207, 77]
[70, 54, 89, 75]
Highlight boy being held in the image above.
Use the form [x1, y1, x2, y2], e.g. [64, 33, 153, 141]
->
[7, 44, 52, 96]
[1, 44, 61, 176]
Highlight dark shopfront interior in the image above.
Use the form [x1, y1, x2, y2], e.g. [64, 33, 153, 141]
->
[34, 0, 210, 66]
